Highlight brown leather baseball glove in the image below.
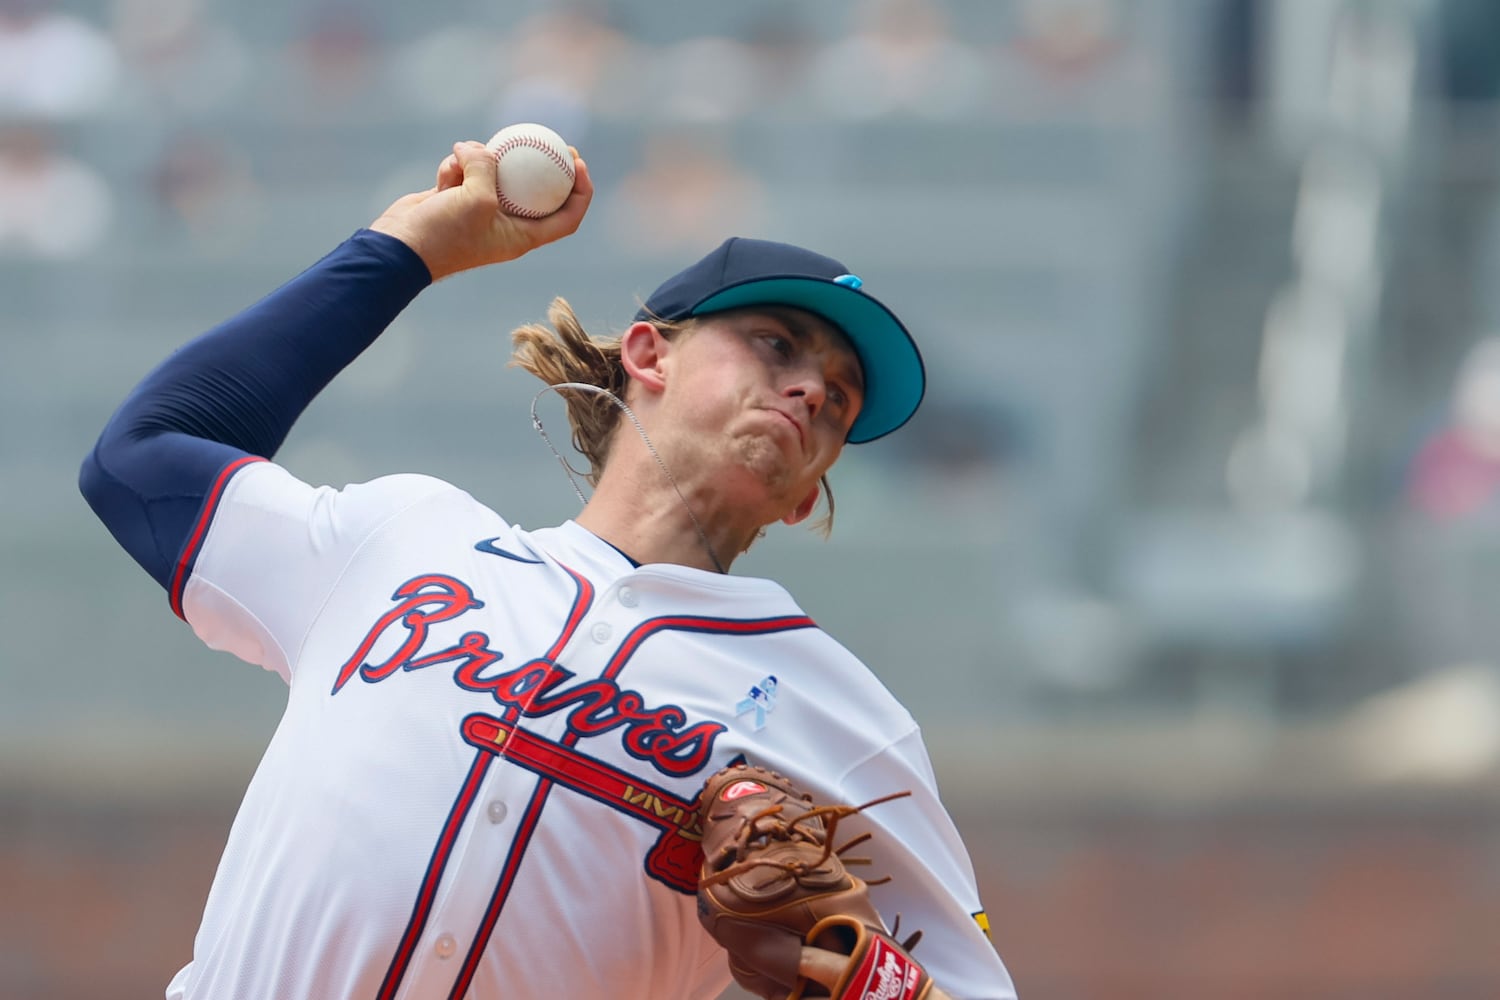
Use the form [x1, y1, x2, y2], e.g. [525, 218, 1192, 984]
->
[695, 763, 932, 1000]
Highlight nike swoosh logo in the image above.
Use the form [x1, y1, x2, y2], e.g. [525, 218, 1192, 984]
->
[474, 537, 543, 563]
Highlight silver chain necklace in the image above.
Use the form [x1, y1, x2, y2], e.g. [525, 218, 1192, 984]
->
[529, 382, 727, 575]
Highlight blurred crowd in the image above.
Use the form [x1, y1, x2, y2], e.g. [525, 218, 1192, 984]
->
[0, 0, 1152, 259]
[11, 0, 1500, 739]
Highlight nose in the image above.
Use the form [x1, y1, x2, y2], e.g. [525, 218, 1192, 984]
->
[784, 367, 826, 417]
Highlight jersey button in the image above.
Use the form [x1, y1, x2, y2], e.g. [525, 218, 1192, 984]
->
[591, 622, 613, 642]
[487, 800, 508, 824]
[618, 586, 639, 608]
[435, 933, 457, 959]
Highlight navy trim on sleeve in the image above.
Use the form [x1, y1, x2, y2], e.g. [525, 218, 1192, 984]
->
[79, 230, 432, 609]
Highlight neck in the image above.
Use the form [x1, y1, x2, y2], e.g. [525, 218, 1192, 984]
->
[576, 461, 763, 573]
[529, 382, 771, 572]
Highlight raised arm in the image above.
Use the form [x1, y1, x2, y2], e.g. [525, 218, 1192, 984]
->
[78, 140, 592, 598]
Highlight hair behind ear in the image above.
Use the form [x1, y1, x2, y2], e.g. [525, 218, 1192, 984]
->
[510, 305, 701, 485]
[509, 297, 625, 485]
[810, 474, 835, 537]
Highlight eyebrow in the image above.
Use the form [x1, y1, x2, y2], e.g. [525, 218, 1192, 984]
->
[758, 307, 867, 395]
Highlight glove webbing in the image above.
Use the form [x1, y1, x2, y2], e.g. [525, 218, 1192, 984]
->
[700, 791, 912, 893]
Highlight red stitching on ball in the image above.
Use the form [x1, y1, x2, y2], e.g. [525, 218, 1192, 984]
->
[493, 133, 574, 218]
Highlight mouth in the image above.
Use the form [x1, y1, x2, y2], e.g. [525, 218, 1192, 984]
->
[767, 408, 806, 451]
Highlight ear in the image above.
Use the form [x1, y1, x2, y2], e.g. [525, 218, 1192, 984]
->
[781, 482, 821, 526]
[619, 321, 671, 394]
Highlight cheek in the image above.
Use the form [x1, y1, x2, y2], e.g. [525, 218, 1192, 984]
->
[813, 434, 846, 473]
[686, 344, 759, 395]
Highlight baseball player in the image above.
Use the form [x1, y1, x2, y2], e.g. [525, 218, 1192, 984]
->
[79, 139, 1015, 1000]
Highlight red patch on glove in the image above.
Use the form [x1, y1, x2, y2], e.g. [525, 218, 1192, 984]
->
[722, 780, 768, 801]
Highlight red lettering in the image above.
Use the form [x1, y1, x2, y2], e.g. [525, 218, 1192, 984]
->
[335, 574, 726, 776]
[332, 576, 483, 694]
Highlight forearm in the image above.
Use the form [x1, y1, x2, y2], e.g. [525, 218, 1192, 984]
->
[112, 229, 429, 457]
[78, 132, 590, 595]
[78, 229, 431, 589]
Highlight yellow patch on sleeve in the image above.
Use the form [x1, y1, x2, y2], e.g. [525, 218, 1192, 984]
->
[973, 910, 991, 939]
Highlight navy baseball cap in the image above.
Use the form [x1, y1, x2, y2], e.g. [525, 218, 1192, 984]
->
[634, 237, 925, 444]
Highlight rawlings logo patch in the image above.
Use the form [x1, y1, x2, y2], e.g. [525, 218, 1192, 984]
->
[722, 780, 767, 801]
[851, 938, 922, 1000]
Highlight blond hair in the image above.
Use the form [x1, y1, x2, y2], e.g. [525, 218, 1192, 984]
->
[508, 297, 835, 533]
[509, 297, 633, 486]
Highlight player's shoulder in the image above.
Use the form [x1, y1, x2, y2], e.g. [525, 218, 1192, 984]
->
[760, 617, 921, 731]
[227, 464, 501, 530]
[822, 632, 917, 712]
[231, 463, 457, 503]
[335, 471, 473, 505]
[330, 473, 508, 535]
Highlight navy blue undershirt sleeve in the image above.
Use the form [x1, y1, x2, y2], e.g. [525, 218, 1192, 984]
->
[79, 229, 433, 591]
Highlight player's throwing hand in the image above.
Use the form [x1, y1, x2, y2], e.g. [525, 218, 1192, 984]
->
[369, 139, 592, 282]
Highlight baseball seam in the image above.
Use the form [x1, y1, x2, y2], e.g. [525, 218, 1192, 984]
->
[493, 135, 574, 219]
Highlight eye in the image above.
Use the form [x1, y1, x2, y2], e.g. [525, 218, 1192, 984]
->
[754, 330, 797, 362]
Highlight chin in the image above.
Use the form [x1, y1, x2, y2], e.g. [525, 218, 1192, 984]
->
[729, 437, 799, 490]
[717, 445, 813, 521]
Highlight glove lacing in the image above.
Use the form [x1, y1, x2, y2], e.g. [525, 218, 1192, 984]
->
[700, 791, 911, 892]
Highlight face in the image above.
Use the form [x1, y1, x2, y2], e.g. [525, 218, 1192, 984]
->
[656, 306, 866, 521]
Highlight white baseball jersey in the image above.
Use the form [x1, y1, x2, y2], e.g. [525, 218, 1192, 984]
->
[168, 460, 1015, 1000]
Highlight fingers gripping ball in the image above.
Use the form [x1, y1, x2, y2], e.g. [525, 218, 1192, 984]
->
[485, 123, 576, 219]
[695, 764, 931, 1000]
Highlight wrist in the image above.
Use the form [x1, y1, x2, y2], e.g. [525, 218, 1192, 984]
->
[367, 215, 444, 281]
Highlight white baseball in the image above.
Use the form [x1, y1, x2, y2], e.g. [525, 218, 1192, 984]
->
[485, 123, 576, 219]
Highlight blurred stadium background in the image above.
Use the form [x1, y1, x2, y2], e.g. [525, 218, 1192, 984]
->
[5, 0, 1500, 996]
